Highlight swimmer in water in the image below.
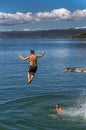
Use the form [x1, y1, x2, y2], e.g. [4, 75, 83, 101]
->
[56, 104, 63, 113]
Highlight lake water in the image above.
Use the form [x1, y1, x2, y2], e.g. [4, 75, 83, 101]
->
[0, 39, 86, 130]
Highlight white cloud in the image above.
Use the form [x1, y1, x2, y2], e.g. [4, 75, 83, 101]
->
[23, 28, 31, 31]
[0, 8, 86, 26]
[35, 8, 71, 21]
[0, 12, 34, 25]
[72, 9, 86, 20]
[75, 26, 86, 29]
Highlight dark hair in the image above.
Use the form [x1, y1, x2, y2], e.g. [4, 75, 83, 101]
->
[30, 50, 34, 54]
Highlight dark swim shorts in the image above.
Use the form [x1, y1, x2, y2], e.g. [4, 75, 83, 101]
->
[28, 66, 37, 73]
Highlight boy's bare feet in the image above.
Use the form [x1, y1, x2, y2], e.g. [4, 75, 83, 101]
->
[27, 80, 32, 84]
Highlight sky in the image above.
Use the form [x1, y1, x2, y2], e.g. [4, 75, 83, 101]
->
[0, 0, 86, 31]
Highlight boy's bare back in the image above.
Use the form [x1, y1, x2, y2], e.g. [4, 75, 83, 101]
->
[29, 54, 37, 66]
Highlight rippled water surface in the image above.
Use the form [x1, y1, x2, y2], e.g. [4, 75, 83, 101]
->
[0, 39, 86, 130]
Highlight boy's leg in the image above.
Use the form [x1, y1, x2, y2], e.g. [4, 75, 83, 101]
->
[31, 73, 35, 81]
[28, 72, 31, 83]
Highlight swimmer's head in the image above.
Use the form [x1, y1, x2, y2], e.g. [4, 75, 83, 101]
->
[56, 104, 60, 108]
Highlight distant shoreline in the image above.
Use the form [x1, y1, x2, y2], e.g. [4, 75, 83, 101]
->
[0, 28, 86, 39]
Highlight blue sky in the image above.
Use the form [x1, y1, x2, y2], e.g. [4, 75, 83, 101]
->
[0, 0, 86, 31]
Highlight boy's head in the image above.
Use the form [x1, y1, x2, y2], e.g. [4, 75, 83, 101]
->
[30, 50, 34, 54]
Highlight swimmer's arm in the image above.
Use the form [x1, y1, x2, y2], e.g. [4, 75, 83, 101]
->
[37, 51, 45, 58]
[56, 106, 63, 113]
[18, 54, 30, 60]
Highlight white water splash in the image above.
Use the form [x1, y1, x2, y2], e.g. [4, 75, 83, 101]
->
[64, 94, 86, 121]
[49, 94, 86, 121]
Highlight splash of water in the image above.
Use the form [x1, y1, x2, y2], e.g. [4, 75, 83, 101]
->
[64, 93, 86, 120]
[49, 93, 86, 121]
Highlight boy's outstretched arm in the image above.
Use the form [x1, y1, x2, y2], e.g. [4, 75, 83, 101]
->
[18, 54, 29, 60]
[37, 51, 45, 58]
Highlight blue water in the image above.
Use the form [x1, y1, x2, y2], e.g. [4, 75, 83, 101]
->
[0, 39, 86, 130]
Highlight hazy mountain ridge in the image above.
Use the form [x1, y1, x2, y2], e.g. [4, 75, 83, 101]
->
[0, 28, 86, 39]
